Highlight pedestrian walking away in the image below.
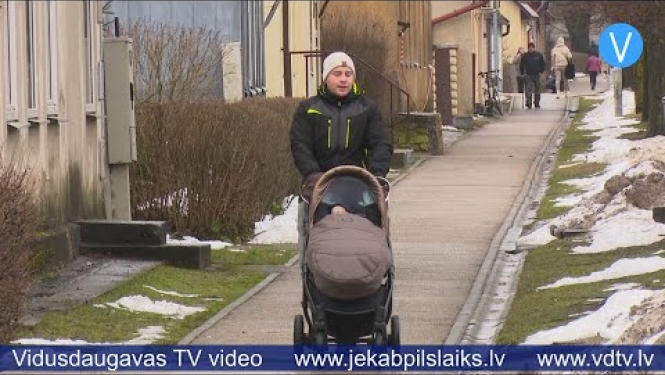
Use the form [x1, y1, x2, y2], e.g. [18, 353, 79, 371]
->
[550, 37, 573, 99]
[586, 52, 602, 90]
[289, 51, 393, 269]
[519, 42, 546, 109]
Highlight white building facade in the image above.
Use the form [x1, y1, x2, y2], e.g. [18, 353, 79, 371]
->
[1, 0, 108, 227]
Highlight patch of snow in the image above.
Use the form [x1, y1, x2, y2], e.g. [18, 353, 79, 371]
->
[572, 210, 665, 254]
[557, 162, 583, 169]
[644, 329, 665, 345]
[604, 283, 641, 292]
[249, 196, 299, 244]
[167, 235, 232, 250]
[11, 326, 166, 345]
[143, 285, 199, 298]
[539, 257, 665, 289]
[443, 125, 463, 132]
[523, 289, 656, 344]
[97, 295, 205, 320]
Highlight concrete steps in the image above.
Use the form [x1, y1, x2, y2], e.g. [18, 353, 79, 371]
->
[77, 220, 211, 269]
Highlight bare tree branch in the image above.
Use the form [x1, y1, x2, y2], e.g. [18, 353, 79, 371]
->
[126, 19, 231, 104]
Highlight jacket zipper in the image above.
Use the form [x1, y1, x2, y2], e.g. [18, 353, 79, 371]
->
[327, 118, 332, 149]
[337, 101, 343, 151]
[345, 118, 350, 149]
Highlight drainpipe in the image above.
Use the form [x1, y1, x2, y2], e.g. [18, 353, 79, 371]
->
[491, 0, 502, 90]
[502, 23, 510, 37]
[283, 0, 292, 97]
[432, 1, 488, 25]
[488, 1, 497, 73]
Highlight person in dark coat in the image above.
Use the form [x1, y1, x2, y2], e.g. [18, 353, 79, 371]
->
[290, 51, 393, 268]
[519, 42, 546, 109]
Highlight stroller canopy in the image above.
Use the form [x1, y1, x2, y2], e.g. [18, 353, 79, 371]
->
[309, 166, 390, 232]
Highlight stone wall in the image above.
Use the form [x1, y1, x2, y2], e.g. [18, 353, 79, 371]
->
[393, 112, 443, 155]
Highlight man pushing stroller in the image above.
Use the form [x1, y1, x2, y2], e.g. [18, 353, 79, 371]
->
[289, 51, 393, 269]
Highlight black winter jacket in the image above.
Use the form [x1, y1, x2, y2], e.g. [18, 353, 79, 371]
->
[290, 83, 393, 180]
[520, 51, 546, 76]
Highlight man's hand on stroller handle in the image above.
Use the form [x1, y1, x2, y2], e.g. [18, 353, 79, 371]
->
[300, 172, 323, 204]
[376, 176, 391, 201]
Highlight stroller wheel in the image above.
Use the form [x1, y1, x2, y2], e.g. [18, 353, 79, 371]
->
[389, 316, 400, 346]
[294, 315, 305, 345]
[372, 331, 387, 346]
[314, 330, 328, 346]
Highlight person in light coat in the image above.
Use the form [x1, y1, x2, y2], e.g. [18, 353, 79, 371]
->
[550, 37, 573, 99]
[512, 47, 525, 93]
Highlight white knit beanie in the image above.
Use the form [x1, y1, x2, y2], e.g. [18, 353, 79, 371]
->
[322, 52, 356, 81]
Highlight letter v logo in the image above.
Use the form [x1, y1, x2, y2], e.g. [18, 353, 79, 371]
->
[610, 31, 632, 63]
[599, 23, 643, 68]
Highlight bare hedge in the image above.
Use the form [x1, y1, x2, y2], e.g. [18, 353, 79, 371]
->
[0, 162, 38, 344]
[130, 97, 303, 242]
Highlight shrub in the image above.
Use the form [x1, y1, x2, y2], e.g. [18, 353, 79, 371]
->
[130, 97, 303, 242]
[126, 20, 303, 242]
[0, 162, 38, 343]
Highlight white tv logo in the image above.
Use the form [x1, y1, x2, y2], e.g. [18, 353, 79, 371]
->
[609, 31, 632, 63]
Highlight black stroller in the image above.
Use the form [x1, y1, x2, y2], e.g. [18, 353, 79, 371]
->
[293, 165, 399, 346]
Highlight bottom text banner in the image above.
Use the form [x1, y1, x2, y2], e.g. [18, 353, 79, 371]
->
[1, 345, 665, 372]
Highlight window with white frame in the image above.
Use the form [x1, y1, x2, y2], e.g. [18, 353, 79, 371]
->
[26, 0, 37, 117]
[46, 1, 58, 114]
[4, 0, 17, 120]
[83, 0, 95, 109]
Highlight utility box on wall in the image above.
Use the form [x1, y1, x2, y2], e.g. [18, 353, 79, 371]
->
[103, 37, 137, 164]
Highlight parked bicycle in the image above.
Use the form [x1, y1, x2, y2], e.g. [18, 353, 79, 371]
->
[477, 70, 503, 116]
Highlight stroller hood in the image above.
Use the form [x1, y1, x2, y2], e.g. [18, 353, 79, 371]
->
[308, 166, 390, 233]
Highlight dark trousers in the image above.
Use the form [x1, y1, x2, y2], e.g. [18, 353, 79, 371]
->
[589, 71, 598, 90]
[524, 75, 541, 107]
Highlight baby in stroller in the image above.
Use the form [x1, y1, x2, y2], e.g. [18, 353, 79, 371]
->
[294, 165, 400, 346]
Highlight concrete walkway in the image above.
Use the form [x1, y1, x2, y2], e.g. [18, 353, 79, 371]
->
[183, 77, 598, 346]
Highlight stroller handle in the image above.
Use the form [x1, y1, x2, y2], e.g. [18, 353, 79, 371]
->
[299, 183, 311, 205]
[376, 176, 391, 202]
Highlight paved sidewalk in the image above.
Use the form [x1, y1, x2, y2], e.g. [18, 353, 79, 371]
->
[183, 78, 594, 346]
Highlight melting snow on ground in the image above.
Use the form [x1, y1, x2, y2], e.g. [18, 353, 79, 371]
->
[166, 234, 232, 250]
[95, 295, 205, 320]
[12, 190, 298, 345]
[517, 88, 665, 344]
[249, 196, 299, 244]
[170, 195, 300, 247]
[523, 289, 656, 344]
[143, 285, 199, 298]
[518, 89, 665, 251]
[539, 257, 665, 289]
[571, 210, 665, 254]
[12, 326, 166, 345]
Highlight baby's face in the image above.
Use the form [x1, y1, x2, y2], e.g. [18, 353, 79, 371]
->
[332, 206, 348, 215]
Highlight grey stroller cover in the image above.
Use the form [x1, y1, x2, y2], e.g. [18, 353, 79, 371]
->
[305, 166, 392, 300]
